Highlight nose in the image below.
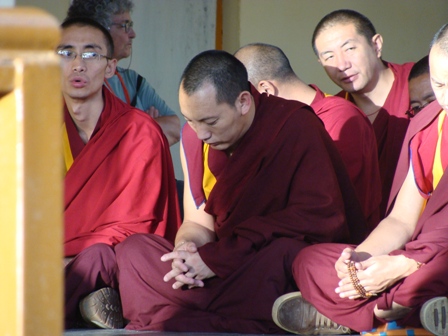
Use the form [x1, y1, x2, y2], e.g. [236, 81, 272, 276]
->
[71, 54, 86, 72]
[438, 88, 448, 108]
[335, 54, 350, 71]
[195, 126, 212, 142]
[128, 27, 136, 39]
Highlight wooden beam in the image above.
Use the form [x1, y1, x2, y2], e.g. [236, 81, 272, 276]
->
[0, 7, 63, 336]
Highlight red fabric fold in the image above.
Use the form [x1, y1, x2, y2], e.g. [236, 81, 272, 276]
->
[64, 88, 180, 257]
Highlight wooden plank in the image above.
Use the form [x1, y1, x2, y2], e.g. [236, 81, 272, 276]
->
[0, 7, 63, 336]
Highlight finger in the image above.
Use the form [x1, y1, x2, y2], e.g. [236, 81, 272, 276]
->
[163, 267, 185, 282]
[336, 286, 359, 299]
[172, 274, 196, 289]
[189, 279, 204, 288]
[146, 108, 155, 118]
[161, 251, 185, 262]
[170, 260, 189, 273]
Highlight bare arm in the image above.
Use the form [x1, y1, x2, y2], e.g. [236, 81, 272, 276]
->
[146, 107, 181, 146]
[354, 165, 424, 257]
[175, 142, 216, 246]
[334, 165, 426, 298]
[155, 115, 181, 146]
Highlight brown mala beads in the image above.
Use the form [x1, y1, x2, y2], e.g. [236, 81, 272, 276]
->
[347, 260, 376, 299]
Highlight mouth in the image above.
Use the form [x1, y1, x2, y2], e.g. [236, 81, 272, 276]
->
[70, 77, 87, 88]
[340, 74, 357, 84]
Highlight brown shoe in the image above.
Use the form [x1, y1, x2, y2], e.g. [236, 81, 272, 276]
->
[272, 292, 351, 334]
[79, 287, 123, 329]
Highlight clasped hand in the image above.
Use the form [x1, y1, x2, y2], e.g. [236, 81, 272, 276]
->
[161, 241, 215, 289]
[334, 247, 404, 299]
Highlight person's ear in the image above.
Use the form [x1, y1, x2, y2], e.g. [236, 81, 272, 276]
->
[372, 34, 384, 58]
[104, 58, 117, 79]
[237, 90, 252, 116]
[258, 80, 278, 96]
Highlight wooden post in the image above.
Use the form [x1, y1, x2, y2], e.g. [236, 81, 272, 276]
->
[0, 7, 63, 336]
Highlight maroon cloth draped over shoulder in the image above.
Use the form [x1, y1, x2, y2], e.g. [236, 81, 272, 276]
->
[387, 101, 448, 263]
[338, 61, 413, 217]
[64, 88, 180, 257]
[311, 84, 381, 231]
[182, 86, 367, 279]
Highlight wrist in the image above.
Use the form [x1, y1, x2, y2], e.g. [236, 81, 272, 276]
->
[175, 240, 187, 249]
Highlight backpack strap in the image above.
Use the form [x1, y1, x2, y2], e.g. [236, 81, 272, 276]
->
[130, 74, 144, 107]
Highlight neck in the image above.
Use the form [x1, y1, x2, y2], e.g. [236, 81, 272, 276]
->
[350, 64, 393, 118]
[276, 78, 316, 105]
[64, 93, 104, 144]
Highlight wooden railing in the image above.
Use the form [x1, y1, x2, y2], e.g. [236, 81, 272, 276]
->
[0, 7, 63, 336]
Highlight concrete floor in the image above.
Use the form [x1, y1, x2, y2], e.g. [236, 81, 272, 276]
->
[64, 331, 294, 336]
[64, 329, 350, 336]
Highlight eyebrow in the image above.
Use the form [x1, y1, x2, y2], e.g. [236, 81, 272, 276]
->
[182, 114, 218, 122]
[57, 43, 104, 50]
[319, 39, 357, 57]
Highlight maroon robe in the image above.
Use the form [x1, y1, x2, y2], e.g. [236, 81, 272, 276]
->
[338, 61, 413, 217]
[64, 88, 180, 256]
[311, 84, 381, 231]
[294, 102, 448, 332]
[115, 87, 367, 333]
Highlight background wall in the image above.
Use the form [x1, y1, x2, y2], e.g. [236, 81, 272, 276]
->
[10, 0, 448, 179]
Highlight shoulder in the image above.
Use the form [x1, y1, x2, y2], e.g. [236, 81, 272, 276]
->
[115, 67, 141, 83]
[385, 61, 415, 77]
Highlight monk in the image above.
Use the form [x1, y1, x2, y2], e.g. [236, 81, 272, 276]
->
[235, 42, 381, 232]
[108, 50, 367, 333]
[271, 23, 448, 336]
[60, 17, 180, 328]
[312, 9, 413, 218]
[407, 55, 436, 118]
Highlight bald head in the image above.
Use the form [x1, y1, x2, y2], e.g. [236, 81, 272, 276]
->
[429, 23, 448, 111]
[234, 43, 296, 87]
[430, 23, 448, 53]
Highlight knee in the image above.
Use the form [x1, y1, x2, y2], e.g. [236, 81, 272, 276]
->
[115, 233, 168, 266]
[115, 234, 147, 260]
[65, 243, 117, 283]
[70, 243, 116, 268]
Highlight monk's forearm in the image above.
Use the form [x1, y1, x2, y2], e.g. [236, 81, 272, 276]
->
[156, 115, 181, 146]
[175, 221, 216, 248]
[355, 218, 413, 257]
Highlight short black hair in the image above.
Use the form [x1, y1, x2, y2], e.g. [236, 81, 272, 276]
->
[408, 55, 429, 81]
[61, 17, 114, 58]
[180, 50, 251, 106]
[312, 9, 377, 56]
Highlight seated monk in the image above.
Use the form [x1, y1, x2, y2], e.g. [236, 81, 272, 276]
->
[271, 23, 448, 336]
[60, 17, 180, 329]
[235, 42, 381, 232]
[312, 9, 414, 219]
[78, 50, 369, 333]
